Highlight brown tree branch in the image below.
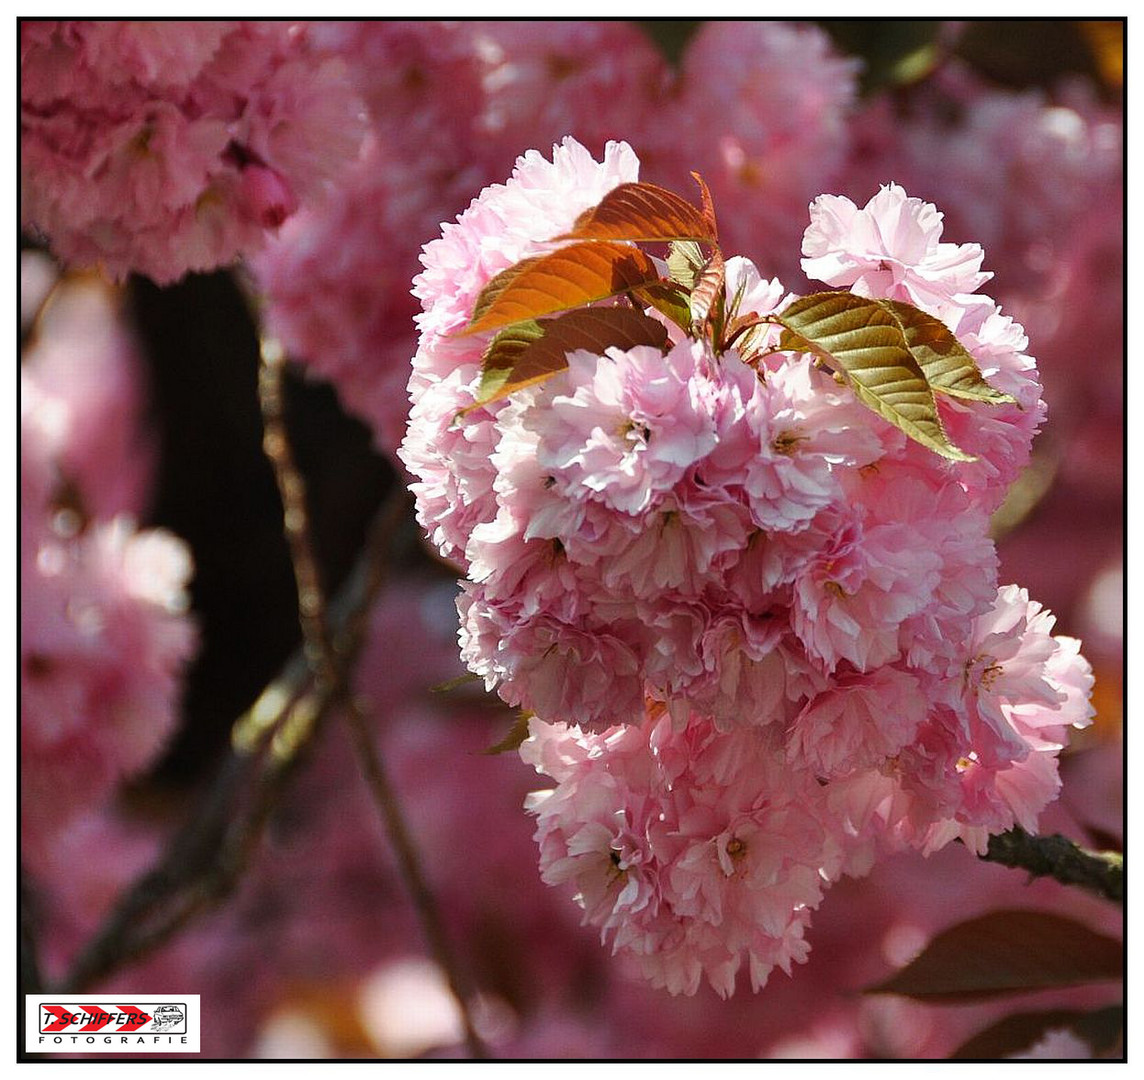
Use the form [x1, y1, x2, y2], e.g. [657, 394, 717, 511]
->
[980, 827, 1123, 904]
[258, 341, 488, 1059]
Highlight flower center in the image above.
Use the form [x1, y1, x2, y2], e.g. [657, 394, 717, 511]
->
[771, 429, 806, 455]
[964, 652, 1004, 692]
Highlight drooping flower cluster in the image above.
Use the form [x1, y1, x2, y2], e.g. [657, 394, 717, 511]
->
[400, 138, 1095, 995]
[20, 20, 365, 283]
[21, 271, 198, 865]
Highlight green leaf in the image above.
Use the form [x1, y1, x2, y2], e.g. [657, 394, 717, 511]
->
[483, 711, 533, 755]
[631, 282, 693, 333]
[555, 181, 716, 244]
[465, 306, 669, 412]
[820, 20, 945, 95]
[951, 1005, 1123, 1060]
[775, 291, 975, 461]
[873, 298, 1017, 405]
[635, 19, 702, 67]
[430, 671, 485, 694]
[667, 239, 704, 290]
[865, 909, 1123, 1003]
[459, 242, 662, 337]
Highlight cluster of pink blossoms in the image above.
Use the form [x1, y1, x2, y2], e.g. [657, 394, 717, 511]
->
[400, 139, 1095, 996]
[21, 272, 198, 866]
[21, 20, 365, 283]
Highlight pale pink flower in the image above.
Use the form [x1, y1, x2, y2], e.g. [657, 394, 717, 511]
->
[521, 710, 843, 997]
[802, 183, 992, 309]
[961, 585, 1094, 750]
[787, 504, 942, 674]
[730, 354, 885, 532]
[533, 342, 719, 515]
[458, 587, 646, 727]
[787, 666, 928, 778]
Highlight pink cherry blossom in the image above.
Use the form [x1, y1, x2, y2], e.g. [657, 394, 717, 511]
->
[802, 183, 993, 309]
[521, 710, 843, 997]
[21, 519, 197, 861]
[21, 20, 365, 283]
[399, 137, 1097, 997]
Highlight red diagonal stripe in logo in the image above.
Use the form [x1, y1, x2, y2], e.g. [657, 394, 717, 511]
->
[79, 1005, 114, 1032]
[116, 1005, 152, 1032]
[41, 1006, 73, 1032]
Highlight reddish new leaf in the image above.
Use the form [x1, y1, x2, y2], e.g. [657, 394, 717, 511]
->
[469, 256, 542, 326]
[555, 181, 716, 244]
[466, 306, 669, 411]
[460, 242, 662, 336]
[689, 247, 726, 334]
[951, 1005, 1123, 1060]
[865, 909, 1123, 1003]
[691, 171, 718, 239]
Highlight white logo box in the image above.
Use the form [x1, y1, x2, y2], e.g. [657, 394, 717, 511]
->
[25, 994, 200, 1054]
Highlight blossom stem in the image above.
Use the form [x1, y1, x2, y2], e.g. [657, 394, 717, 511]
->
[979, 827, 1123, 904]
[257, 340, 488, 1060]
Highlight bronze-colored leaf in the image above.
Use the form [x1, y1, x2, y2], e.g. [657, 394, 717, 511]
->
[873, 298, 1017, 405]
[691, 170, 718, 239]
[865, 909, 1123, 1003]
[556, 181, 716, 244]
[465, 306, 669, 412]
[689, 248, 726, 334]
[469, 256, 541, 327]
[776, 291, 974, 461]
[460, 242, 662, 337]
[951, 1005, 1123, 1060]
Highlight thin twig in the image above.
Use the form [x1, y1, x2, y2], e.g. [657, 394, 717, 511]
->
[344, 705, 488, 1058]
[56, 494, 405, 994]
[258, 341, 488, 1060]
[979, 827, 1123, 904]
